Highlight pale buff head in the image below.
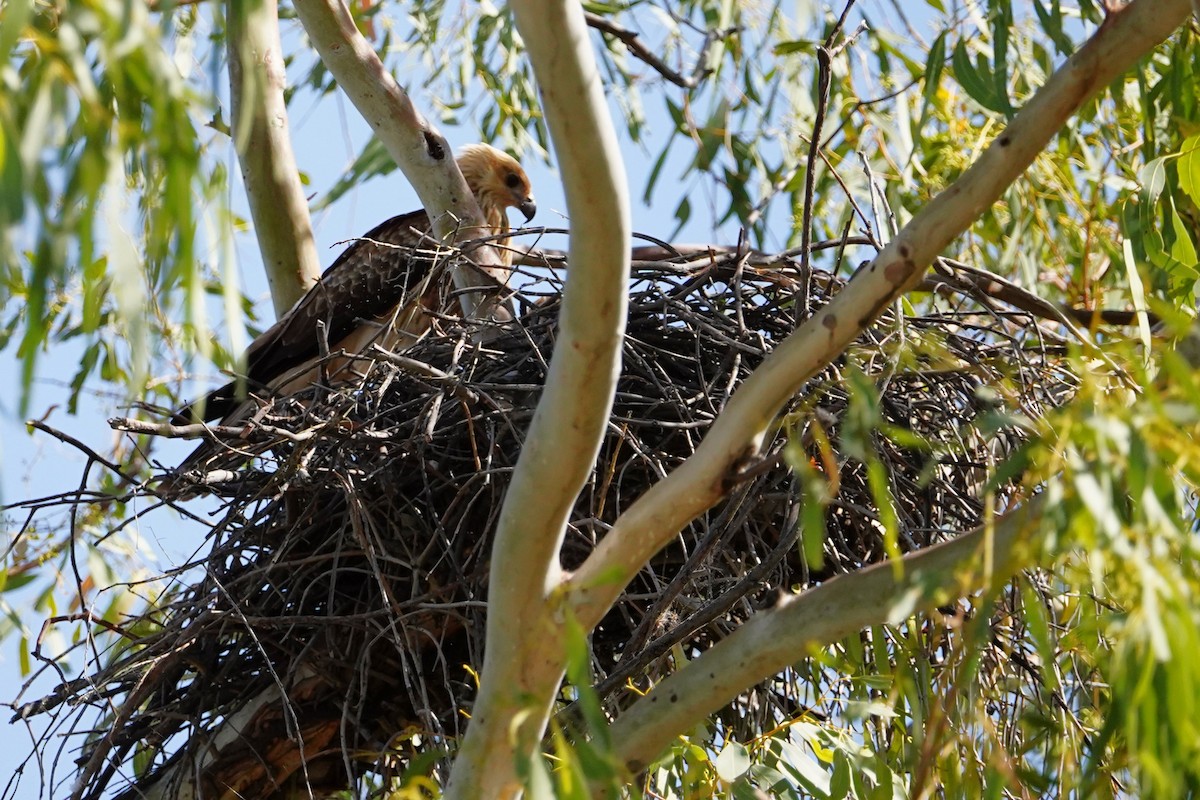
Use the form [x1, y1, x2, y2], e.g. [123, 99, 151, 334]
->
[456, 144, 537, 235]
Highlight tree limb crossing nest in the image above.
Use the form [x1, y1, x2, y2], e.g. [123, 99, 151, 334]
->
[14, 248, 1078, 799]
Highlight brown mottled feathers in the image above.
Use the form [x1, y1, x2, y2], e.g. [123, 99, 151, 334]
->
[174, 211, 435, 423]
[173, 144, 536, 426]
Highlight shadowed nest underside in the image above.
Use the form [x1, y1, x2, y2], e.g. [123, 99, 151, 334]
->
[15, 247, 1075, 799]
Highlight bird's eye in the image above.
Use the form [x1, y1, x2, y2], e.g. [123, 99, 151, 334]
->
[504, 172, 522, 189]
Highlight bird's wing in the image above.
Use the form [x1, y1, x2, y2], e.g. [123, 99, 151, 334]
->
[175, 209, 435, 423]
[245, 210, 435, 383]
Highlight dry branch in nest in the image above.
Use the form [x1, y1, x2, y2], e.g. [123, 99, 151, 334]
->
[13, 244, 1077, 799]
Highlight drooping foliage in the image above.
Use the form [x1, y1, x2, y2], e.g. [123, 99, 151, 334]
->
[2, 0, 1200, 797]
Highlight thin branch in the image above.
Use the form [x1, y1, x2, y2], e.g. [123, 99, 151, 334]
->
[566, 0, 1190, 628]
[583, 11, 715, 90]
[796, 45, 832, 288]
[443, 0, 631, 794]
[24, 421, 142, 488]
[227, 0, 321, 315]
[108, 416, 316, 443]
[609, 497, 1043, 771]
[510, 234, 880, 268]
[924, 258, 1161, 329]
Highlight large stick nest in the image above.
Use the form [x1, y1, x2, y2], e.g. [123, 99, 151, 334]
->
[14, 246, 1074, 799]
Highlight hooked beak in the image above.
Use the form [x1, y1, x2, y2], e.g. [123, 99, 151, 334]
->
[517, 196, 537, 223]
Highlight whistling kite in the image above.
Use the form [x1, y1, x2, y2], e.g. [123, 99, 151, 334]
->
[174, 144, 535, 425]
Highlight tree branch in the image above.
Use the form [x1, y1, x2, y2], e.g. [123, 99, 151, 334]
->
[924, 258, 1161, 329]
[227, 0, 322, 316]
[566, 0, 1190, 627]
[609, 497, 1043, 771]
[583, 11, 714, 90]
[289, 0, 509, 319]
[443, 0, 631, 795]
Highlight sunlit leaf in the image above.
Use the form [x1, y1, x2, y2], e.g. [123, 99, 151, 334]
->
[714, 740, 751, 782]
[1178, 134, 1200, 206]
[952, 39, 1006, 115]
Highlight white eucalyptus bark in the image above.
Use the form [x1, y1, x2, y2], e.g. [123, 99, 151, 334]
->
[442, 0, 630, 795]
[289, 0, 509, 319]
[228, 0, 321, 316]
[565, 0, 1191, 629]
[609, 498, 1043, 771]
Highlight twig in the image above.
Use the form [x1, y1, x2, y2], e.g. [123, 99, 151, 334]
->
[25, 420, 144, 488]
[108, 416, 313, 444]
[796, 44, 832, 319]
[366, 345, 480, 403]
[926, 258, 1160, 329]
[583, 11, 717, 90]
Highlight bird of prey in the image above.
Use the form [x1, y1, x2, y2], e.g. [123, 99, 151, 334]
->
[174, 144, 536, 426]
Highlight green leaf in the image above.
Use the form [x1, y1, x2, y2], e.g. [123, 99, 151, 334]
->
[775, 40, 816, 57]
[1140, 156, 1168, 202]
[67, 341, 102, 414]
[522, 745, 556, 800]
[0, 116, 23, 223]
[0, 0, 34, 63]
[673, 196, 691, 231]
[693, 99, 729, 172]
[1019, 580, 1059, 693]
[921, 32, 947, 123]
[1168, 199, 1198, 268]
[548, 723, 591, 800]
[1032, 0, 1075, 55]
[990, 0, 1014, 117]
[714, 740, 751, 782]
[563, 615, 609, 750]
[1179, 134, 1200, 207]
[581, 2, 623, 13]
[951, 39, 1008, 115]
[644, 139, 673, 205]
[775, 739, 831, 797]
[830, 751, 852, 799]
[0, 571, 36, 594]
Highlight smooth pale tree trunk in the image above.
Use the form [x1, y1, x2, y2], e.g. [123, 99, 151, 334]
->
[227, 0, 322, 317]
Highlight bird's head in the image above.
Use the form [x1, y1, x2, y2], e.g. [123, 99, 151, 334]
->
[457, 144, 537, 231]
